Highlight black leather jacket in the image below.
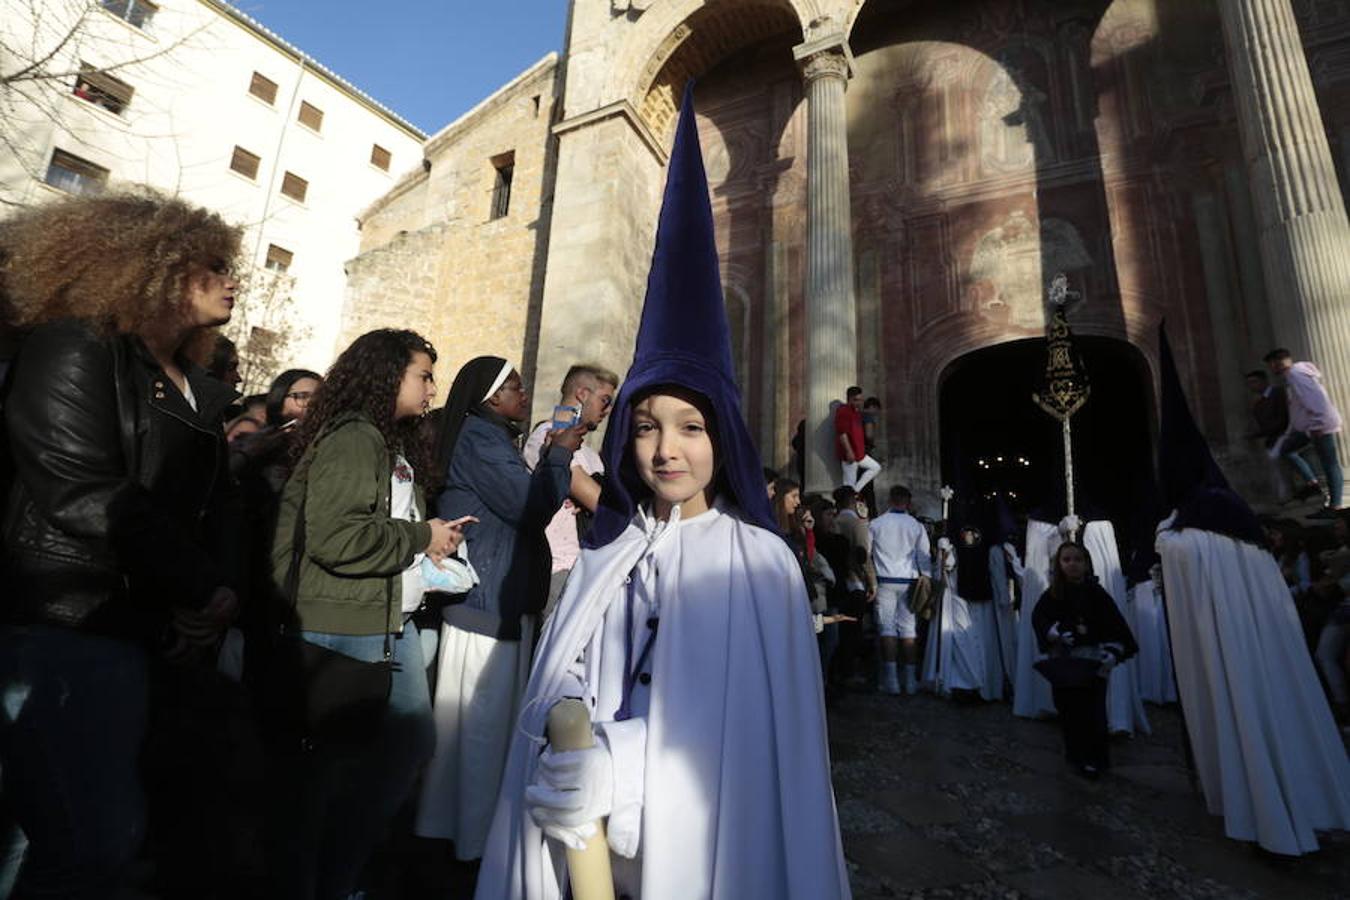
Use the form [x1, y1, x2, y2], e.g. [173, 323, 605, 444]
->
[2, 320, 243, 642]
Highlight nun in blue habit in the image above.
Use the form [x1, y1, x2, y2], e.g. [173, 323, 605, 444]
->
[474, 88, 850, 900]
[1153, 323, 1350, 856]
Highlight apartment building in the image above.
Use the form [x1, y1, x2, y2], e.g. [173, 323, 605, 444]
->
[0, 0, 425, 379]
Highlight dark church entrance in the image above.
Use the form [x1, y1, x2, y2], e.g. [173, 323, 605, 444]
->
[938, 337, 1155, 553]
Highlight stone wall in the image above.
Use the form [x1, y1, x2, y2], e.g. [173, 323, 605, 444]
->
[339, 223, 448, 354]
[338, 56, 561, 391]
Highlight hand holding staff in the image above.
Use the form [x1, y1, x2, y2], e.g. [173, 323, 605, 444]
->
[545, 699, 615, 900]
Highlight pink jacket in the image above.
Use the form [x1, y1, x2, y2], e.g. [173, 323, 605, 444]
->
[1285, 362, 1343, 436]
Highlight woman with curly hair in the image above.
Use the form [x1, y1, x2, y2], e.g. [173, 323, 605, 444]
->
[0, 191, 245, 897]
[268, 328, 466, 899]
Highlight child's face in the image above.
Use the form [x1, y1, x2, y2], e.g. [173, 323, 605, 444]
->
[1057, 545, 1089, 583]
[632, 392, 716, 518]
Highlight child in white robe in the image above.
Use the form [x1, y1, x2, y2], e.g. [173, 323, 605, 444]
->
[474, 85, 849, 900]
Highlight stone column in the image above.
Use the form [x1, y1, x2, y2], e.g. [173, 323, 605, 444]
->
[1191, 191, 1253, 447]
[1217, 0, 1350, 457]
[795, 40, 858, 492]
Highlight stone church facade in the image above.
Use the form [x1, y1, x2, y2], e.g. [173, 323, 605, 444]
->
[340, 0, 1350, 515]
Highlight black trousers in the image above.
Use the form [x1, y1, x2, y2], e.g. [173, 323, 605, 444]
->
[831, 589, 871, 684]
[1052, 679, 1109, 769]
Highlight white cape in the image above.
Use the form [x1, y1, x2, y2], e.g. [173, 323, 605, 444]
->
[986, 545, 1019, 689]
[475, 503, 850, 899]
[922, 549, 989, 698]
[1129, 578, 1177, 705]
[1157, 524, 1350, 855]
[1082, 521, 1150, 736]
[1013, 520, 1060, 718]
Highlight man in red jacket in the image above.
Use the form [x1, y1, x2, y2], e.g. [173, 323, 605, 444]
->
[835, 386, 882, 492]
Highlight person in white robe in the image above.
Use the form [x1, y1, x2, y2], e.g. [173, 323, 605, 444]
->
[922, 534, 990, 697]
[1013, 518, 1061, 718]
[1153, 322, 1350, 856]
[474, 85, 850, 900]
[1128, 566, 1177, 705]
[1075, 516, 1150, 736]
[985, 502, 1021, 690]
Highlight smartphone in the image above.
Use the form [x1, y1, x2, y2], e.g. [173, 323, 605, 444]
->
[551, 404, 581, 430]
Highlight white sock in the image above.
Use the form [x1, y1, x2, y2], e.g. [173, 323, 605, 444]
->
[903, 664, 916, 682]
[883, 662, 898, 680]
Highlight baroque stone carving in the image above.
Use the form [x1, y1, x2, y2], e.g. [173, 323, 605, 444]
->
[979, 53, 1052, 174]
[968, 212, 1091, 329]
[800, 49, 850, 84]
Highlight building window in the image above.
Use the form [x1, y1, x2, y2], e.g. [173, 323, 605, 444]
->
[297, 101, 323, 132]
[72, 64, 134, 116]
[249, 71, 278, 105]
[490, 152, 514, 220]
[101, 0, 157, 29]
[264, 244, 294, 273]
[370, 144, 391, 171]
[280, 172, 308, 203]
[230, 146, 261, 180]
[44, 149, 109, 195]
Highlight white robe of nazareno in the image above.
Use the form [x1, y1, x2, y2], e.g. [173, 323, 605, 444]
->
[1129, 577, 1178, 705]
[1081, 521, 1151, 736]
[986, 545, 1019, 689]
[1013, 520, 1060, 718]
[1156, 523, 1350, 855]
[474, 502, 851, 900]
[922, 545, 989, 697]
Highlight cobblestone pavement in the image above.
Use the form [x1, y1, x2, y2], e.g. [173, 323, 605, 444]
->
[830, 691, 1350, 900]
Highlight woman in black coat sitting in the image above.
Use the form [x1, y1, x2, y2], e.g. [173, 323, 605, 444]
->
[1032, 542, 1138, 778]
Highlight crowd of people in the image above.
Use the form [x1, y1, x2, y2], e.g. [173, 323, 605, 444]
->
[1, 86, 1348, 900]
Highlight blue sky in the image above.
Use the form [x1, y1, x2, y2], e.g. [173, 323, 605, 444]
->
[235, 1, 570, 134]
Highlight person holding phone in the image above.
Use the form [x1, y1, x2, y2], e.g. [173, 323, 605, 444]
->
[416, 356, 587, 879]
[267, 329, 463, 898]
[523, 364, 621, 619]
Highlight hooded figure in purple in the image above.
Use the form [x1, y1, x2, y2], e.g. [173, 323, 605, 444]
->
[474, 87, 850, 900]
[1153, 323, 1350, 856]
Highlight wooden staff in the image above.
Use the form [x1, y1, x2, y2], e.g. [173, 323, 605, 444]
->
[547, 699, 615, 900]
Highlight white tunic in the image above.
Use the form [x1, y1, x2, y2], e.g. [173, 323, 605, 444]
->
[1082, 521, 1150, 736]
[1157, 524, 1350, 855]
[1129, 578, 1178, 705]
[475, 502, 850, 900]
[1013, 520, 1060, 719]
[986, 544, 1019, 687]
[922, 542, 989, 698]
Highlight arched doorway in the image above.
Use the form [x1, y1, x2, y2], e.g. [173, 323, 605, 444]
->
[938, 336, 1154, 546]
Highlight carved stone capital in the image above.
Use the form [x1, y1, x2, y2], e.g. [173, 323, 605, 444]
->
[798, 47, 851, 84]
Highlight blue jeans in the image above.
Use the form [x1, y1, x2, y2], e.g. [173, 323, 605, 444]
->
[1283, 431, 1344, 507]
[0, 626, 149, 899]
[271, 623, 435, 900]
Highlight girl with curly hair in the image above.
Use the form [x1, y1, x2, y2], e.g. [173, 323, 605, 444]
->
[268, 328, 467, 899]
[0, 191, 245, 897]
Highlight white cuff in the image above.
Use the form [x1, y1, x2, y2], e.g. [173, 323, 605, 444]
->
[596, 717, 646, 859]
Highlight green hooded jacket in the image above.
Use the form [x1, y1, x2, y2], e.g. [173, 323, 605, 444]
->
[271, 415, 432, 635]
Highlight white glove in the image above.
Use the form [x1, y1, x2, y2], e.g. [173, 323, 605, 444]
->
[1097, 648, 1119, 674]
[1058, 514, 1081, 537]
[526, 742, 615, 851]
